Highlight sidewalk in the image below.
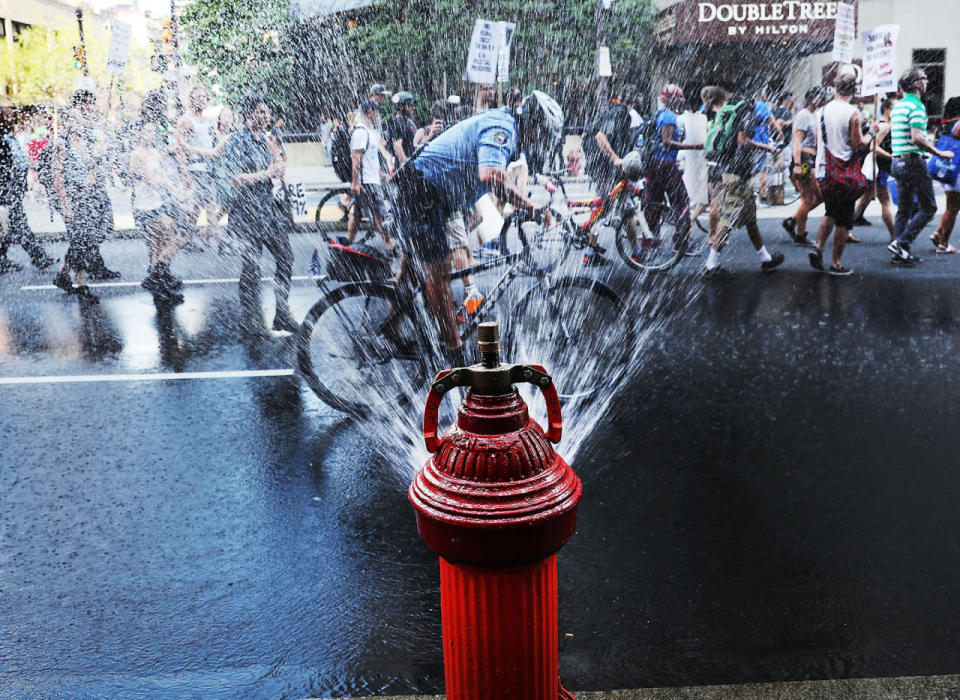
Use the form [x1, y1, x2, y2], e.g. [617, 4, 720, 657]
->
[306, 674, 960, 700]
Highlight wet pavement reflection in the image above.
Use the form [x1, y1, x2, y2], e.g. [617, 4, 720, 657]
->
[3, 233, 960, 696]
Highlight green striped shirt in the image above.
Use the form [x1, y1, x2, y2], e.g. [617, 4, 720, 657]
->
[890, 93, 927, 156]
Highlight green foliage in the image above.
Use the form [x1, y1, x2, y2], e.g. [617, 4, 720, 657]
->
[0, 21, 159, 104]
[343, 0, 657, 111]
[180, 0, 294, 108]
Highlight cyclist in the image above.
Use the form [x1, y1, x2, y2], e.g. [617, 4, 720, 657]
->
[392, 90, 562, 367]
[582, 90, 636, 265]
[642, 84, 702, 258]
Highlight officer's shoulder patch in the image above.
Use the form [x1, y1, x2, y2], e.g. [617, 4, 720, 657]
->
[491, 130, 509, 145]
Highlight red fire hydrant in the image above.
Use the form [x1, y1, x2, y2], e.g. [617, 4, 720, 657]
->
[410, 322, 582, 699]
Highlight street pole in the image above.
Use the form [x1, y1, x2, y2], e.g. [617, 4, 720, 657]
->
[75, 8, 89, 77]
[169, 0, 183, 116]
[595, 0, 608, 113]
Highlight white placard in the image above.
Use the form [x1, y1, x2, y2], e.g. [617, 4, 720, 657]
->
[832, 1, 857, 64]
[496, 22, 516, 83]
[680, 113, 708, 206]
[861, 24, 899, 97]
[285, 182, 307, 218]
[107, 20, 132, 73]
[597, 46, 612, 77]
[465, 19, 498, 84]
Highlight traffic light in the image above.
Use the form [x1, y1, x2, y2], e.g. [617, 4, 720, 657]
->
[73, 45, 85, 70]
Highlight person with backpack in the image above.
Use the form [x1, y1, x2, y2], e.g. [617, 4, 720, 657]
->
[387, 91, 418, 166]
[640, 84, 703, 261]
[702, 92, 785, 280]
[807, 75, 875, 276]
[700, 86, 730, 240]
[582, 91, 635, 265]
[349, 100, 396, 255]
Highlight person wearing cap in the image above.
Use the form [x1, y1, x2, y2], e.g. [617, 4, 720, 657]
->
[369, 83, 390, 107]
[888, 67, 954, 265]
[349, 99, 395, 254]
[387, 91, 417, 165]
[782, 86, 827, 246]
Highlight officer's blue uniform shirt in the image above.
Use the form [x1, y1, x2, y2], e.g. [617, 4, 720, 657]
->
[414, 107, 517, 212]
[753, 101, 773, 143]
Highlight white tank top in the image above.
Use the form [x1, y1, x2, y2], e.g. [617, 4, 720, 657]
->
[132, 148, 165, 212]
[815, 100, 858, 178]
[186, 114, 215, 172]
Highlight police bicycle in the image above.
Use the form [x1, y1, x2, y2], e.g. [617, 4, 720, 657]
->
[296, 209, 632, 419]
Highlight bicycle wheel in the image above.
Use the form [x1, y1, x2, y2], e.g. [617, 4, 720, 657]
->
[297, 281, 429, 418]
[314, 187, 377, 245]
[506, 276, 632, 402]
[614, 201, 688, 271]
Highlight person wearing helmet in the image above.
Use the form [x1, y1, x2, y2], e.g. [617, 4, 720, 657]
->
[387, 91, 417, 165]
[392, 90, 560, 368]
[640, 83, 703, 262]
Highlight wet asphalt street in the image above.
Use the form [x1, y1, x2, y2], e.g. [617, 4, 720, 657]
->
[3, 215, 960, 698]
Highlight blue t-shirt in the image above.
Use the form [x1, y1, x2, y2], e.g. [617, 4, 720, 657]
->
[753, 101, 773, 144]
[653, 109, 683, 163]
[414, 107, 517, 212]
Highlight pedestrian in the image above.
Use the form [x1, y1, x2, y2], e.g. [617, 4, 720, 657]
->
[179, 86, 222, 251]
[348, 100, 395, 253]
[751, 88, 779, 203]
[130, 96, 187, 304]
[782, 86, 827, 246]
[702, 92, 784, 280]
[50, 109, 103, 302]
[414, 100, 447, 148]
[701, 86, 730, 242]
[0, 106, 55, 273]
[852, 97, 897, 242]
[930, 115, 960, 254]
[808, 75, 874, 276]
[387, 91, 417, 165]
[581, 89, 636, 265]
[641, 84, 702, 260]
[888, 68, 954, 266]
[475, 83, 497, 113]
[225, 93, 298, 334]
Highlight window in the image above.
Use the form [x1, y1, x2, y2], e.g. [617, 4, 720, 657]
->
[913, 48, 946, 123]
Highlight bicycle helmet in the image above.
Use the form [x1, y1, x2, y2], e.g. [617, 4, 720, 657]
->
[517, 90, 564, 143]
[620, 151, 643, 181]
[392, 90, 415, 106]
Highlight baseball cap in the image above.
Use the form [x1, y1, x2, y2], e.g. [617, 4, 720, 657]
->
[369, 83, 390, 97]
[447, 94, 461, 105]
[360, 99, 381, 114]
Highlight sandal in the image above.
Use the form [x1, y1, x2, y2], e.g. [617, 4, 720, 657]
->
[936, 244, 960, 254]
[847, 234, 861, 243]
[931, 233, 942, 250]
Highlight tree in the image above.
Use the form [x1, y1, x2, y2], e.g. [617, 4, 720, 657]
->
[0, 20, 159, 104]
[341, 0, 657, 123]
[180, 0, 294, 108]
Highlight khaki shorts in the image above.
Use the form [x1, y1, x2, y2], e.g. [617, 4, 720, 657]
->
[719, 174, 757, 230]
[445, 212, 469, 250]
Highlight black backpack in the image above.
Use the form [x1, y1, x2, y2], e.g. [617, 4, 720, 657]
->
[633, 111, 662, 171]
[330, 126, 352, 183]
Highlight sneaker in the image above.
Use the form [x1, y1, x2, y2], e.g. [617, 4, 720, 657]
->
[828, 264, 853, 276]
[463, 285, 484, 315]
[761, 251, 785, 273]
[890, 254, 915, 266]
[0, 258, 23, 274]
[701, 265, 735, 280]
[582, 251, 611, 267]
[781, 217, 798, 241]
[808, 248, 824, 271]
[887, 240, 907, 259]
[272, 312, 300, 333]
[54, 271, 73, 292]
[903, 251, 923, 265]
[854, 215, 871, 226]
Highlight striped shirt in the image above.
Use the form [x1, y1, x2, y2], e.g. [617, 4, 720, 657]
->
[890, 93, 927, 156]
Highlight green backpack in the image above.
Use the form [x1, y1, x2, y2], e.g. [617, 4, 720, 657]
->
[705, 99, 753, 161]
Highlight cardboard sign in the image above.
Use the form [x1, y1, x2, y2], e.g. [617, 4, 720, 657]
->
[832, 1, 856, 64]
[861, 24, 899, 96]
[465, 20, 498, 83]
[107, 20, 132, 73]
[496, 22, 516, 83]
[597, 46, 612, 77]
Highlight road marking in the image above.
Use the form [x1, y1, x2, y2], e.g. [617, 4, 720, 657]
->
[21, 275, 315, 292]
[0, 368, 295, 385]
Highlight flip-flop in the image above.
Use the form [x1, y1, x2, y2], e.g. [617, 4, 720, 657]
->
[936, 244, 960, 254]
[847, 234, 861, 243]
[931, 233, 942, 249]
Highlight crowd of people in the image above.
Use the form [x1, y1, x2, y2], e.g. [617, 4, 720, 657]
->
[2, 68, 957, 349]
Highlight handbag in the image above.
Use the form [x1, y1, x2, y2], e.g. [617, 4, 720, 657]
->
[820, 111, 869, 199]
[927, 134, 960, 186]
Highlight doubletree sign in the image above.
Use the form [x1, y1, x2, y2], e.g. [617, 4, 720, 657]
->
[670, 0, 856, 43]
